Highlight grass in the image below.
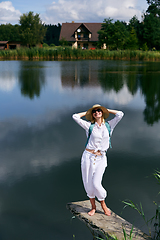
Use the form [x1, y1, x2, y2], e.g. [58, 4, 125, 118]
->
[1, 47, 160, 61]
[123, 170, 160, 239]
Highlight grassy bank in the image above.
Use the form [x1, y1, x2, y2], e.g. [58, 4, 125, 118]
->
[1, 47, 160, 61]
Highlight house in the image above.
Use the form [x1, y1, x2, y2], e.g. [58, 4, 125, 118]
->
[59, 22, 103, 49]
[0, 41, 43, 50]
[0, 41, 8, 50]
[0, 41, 21, 50]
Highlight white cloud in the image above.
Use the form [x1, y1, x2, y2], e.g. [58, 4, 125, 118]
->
[42, 0, 144, 24]
[0, 1, 21, 24]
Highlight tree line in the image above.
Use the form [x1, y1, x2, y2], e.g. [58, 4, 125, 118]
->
[0, 12, 61, 47]
[0, 0, 160, 50]
[98, 0, 160, 50]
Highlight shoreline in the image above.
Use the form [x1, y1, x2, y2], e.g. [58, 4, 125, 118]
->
[1, 48, 160, 61]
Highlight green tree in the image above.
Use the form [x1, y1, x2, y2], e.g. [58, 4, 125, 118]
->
[98, 19, 129, 50]
[59, 37, 68, 46]
[98, 18, 114, 49]
[113, 20, 129, 49]
[0, 24, 21, 41]
[43, 24, 61, 46]
[126, 27, 138, 50]
[19, 11, 46, 46]
[128, 15, 144, 47]
[146, 0, 160, 16]
[142, 13, 160, 49]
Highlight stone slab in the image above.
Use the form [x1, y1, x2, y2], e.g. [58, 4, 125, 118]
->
[67, 200, 151, 240]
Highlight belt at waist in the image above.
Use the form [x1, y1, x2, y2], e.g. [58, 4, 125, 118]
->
[86, 148, 102, 156]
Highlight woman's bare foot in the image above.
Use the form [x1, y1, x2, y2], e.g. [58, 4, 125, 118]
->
[88, 198, 96, 216]
[88, 208, 96, 216]
[100, 200, 111, 216]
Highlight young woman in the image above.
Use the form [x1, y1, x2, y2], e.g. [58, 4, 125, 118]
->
[72, 104, 124, 216]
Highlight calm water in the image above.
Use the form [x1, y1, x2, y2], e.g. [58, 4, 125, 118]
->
[0, 60, 160, 240]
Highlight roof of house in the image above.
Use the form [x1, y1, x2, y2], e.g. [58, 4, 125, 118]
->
[60, 23, 102, 42]
[0, 41, 8, 45]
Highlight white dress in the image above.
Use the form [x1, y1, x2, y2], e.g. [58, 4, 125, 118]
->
[72, 111, 124, 201]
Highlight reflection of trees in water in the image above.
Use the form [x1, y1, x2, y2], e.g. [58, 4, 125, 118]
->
[61, 61, 99, 87]
[98, 62, 160, 125]
[139, 78, 160, 125]
[126, 78, 139, 95]
[61, 60, 160, 125]
[98, 63, 139, 94]
[19, 63, 45, 99]
[99, 73, 124, 93]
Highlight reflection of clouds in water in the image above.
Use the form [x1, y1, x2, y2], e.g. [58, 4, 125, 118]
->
[59, 85, 145, 110]
[46, 62, 63, 91]
[107, 85, 133, 105]
[0, 76, 16, 91]
[0, 114, 78, 182]
[0, 108, 160, 183]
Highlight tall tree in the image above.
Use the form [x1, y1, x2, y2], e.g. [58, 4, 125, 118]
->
[19, 11, 46, 46]
[126, 27, 138, 50]
[98, 18, 114, 49]
[146, 0, 160, 16]
[128, 15, 144, 48]
[143, 13, 160, 49]
[113, 20, 129, 50]
[43, 24, 61, 46]
[0, 24, 20, 41]
[98, 19, 128, 50]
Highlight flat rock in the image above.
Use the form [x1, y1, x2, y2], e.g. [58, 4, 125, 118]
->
[67, 200, 151, 240]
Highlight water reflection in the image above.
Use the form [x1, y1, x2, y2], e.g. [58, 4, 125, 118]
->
[0, 74, 16, 92]
[18, 61, 46, 99]
[0, 61, 17, 92]
[140, 78, 160, 125]
[60, 60, 160, 125]
[61, 61, 99, 87]
[0, 60, 160, 240]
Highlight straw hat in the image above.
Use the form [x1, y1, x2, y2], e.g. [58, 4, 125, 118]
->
[85, 104, 109, 122]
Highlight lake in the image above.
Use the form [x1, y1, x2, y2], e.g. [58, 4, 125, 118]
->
[0, 59, 160, 240]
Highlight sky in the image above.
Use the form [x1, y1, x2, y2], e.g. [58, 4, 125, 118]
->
[0, 0, 148, 25]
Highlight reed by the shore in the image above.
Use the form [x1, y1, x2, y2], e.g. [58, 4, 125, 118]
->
[1, 47, 160, 61]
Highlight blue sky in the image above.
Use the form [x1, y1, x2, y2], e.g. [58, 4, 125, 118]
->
[0, 0, 148, 25]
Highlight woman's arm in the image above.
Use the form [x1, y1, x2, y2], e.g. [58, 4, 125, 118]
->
[108, 110, 124, 135]
[107, 109, 119, 115]
[72, 112, 90, 131]
[76, 111, 87, 118]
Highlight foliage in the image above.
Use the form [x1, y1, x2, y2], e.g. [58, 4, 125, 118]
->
[1, 48, 160, 62]
[43, 24, 61, 46]
[146, 0, 160, 16]
[142, 13, 160, 49]
[142, 42, 149, 51]
[97, 0, 160, 51]
[123, 170, 160, 239]
[98, 18, 114, 49]
[0, 24, 21, 41]
[98, 19, 129, 50]
[59, 37, 69, 46]
[50, 43, 55, 47]
[96, 225, 135, 240]
[43, 43, 49, 47]
[126, 27, 138, 50]
[19, 11, 46, 46]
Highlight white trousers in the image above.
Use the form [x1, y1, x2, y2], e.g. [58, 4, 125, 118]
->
[81, 150, 107, 201]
